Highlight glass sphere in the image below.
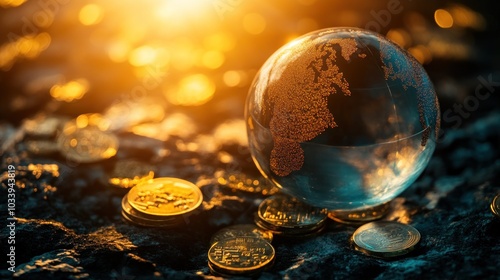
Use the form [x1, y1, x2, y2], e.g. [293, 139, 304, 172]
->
[245, 28, 440, 210]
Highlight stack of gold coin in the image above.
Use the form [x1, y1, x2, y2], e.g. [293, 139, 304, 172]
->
[254, 194, 328, 236]
[121, 177, 203, 227]
[328, 202, 391, 225]
[491, 194, 500, 218]
[351, 221, 421, 258]
[208, 236, 275, 277]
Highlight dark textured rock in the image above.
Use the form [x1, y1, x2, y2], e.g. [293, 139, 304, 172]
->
[2, 109, 500, 279]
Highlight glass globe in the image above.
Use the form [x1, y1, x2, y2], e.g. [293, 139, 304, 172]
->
[245, 28, 440, 210]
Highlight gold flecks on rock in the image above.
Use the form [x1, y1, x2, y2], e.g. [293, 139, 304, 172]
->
[268, 38, 361, 176]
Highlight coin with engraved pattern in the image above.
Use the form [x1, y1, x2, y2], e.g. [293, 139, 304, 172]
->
[328, 202, 391, 225]
[121, 195, 183, 227]
[352, 221, 421, 258]
[127, 177, 203, 217]
[210, 224, 273, 246]
[208, 237, 275, 276]
[491, 194, 500, 218]
[255, 194, 327, 235]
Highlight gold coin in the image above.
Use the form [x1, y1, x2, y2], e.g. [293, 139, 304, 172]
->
[121, 210, 182, 228]
[491, 194, 500, 218]
[127, 177, 203, 217]
[328, 202, 390, 225]
[257, 194, 327, 230]
[122, 195, 181, 222]
[352, 221, 421, 258]
[121, 195, 184, 227]
[254, 216, 325, 238]
[210, 224, 273, 246]
[57, 126, 119, 163]
[208, 237, 275, 275]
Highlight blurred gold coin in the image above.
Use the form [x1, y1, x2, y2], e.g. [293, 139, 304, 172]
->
[352, 221, 420, 258]
[210, 224, 273, 246]
[127, 177, 203, 217]
[491, 194, 500, 218]
[208, 237, 275, 276]
[57, 126, 118, 163]
[256, 194, 327, 235]
[328, 202, 390, 225]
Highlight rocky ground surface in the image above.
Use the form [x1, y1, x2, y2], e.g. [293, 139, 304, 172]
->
[1, 104, 499, 279]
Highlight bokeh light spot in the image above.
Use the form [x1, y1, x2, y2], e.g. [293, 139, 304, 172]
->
[223, 70, 241, 87]
[107, 41, 131, 63]
[204, 33, 236, 52]
[202, 50, 225, 69]
[409, 45, 432, 64]
[386, 29, 412, 48]
[129, 45, 156, 67]
[435, 9, 454, 28]
[79, 4, 104, 26]
[50, 79, 89, 102]
[0, 0, 26, 8]
[166, 74, 215, 106]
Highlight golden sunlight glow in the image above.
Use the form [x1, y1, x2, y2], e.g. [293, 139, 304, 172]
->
[223, 70, 245, 87]
[107, 40, 131, 63]
[0, 0, 26, 8]
[213, 119, 248, 147]
[202, 50, 225, 69]
[79, 4, 104, 26]
[204, 33, 236, 52]
[243, 13, 266, 35]
[74, 113, 110, 131]
[170, 39, 197, 71]
[50, 79, 89, 102]
[0, 33, 51, 70]
[155, 0, 215, 32]
[129, 45, 157, 67]
[23, 33, 51, 58]
[434, 9, 454, 28]
[298, 0, 316, 5]
[165, 74, 215, 106]
[297, 18, 318, 33]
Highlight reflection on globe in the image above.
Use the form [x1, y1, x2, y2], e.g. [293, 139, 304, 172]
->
[245, 28, 440, 210]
